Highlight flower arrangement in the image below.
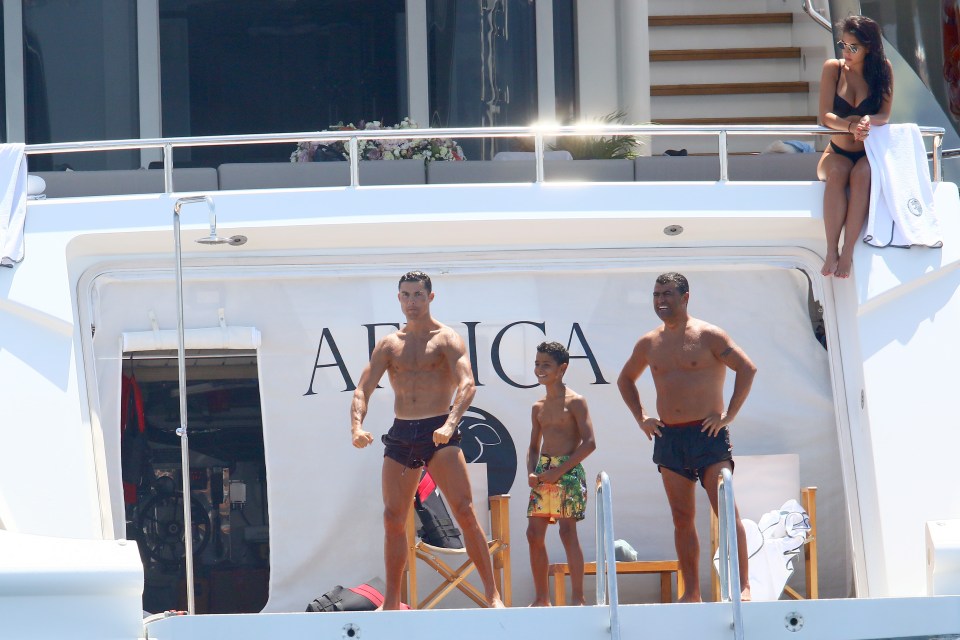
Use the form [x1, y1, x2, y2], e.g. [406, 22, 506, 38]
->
[291, 117, 466, 163]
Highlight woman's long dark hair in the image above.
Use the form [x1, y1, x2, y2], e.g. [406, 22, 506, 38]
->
[838, 15, 892, 108]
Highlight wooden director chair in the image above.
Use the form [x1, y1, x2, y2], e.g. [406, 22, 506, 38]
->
[403, 463, 512, 608]
[710, 454, 818, 600]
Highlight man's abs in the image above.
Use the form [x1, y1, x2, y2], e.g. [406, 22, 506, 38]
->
[390, 370, 458, 419]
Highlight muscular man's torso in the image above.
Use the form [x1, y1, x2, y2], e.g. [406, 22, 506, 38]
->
[383, 325, 458, 419]
[646, 320, 726, 423]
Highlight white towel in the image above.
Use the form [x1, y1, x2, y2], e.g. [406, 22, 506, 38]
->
[0, 143, 28, 267]
[713, 499, 811, 601]
[863, 123, 942, 248]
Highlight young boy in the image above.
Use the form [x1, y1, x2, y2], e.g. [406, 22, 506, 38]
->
[526, 341, 597, 606]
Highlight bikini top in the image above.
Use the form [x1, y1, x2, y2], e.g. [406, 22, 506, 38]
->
[833, 64, 881, 117]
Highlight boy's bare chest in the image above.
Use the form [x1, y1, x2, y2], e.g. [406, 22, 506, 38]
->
[538, 400, 573, 428]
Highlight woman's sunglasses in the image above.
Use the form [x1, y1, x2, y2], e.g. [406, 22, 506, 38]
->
[836, 41, 861, 54]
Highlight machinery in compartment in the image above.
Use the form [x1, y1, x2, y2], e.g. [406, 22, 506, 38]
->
[122, 369, 270, 614]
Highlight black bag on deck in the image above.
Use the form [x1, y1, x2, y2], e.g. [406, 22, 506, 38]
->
[306, 577, 397, 612]
[414, 470, 463, 549]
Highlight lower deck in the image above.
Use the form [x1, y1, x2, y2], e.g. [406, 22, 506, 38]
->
[142, 596, 960, 640]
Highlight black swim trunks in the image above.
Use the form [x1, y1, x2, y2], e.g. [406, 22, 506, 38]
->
[652, 419, 733, 486]
[382, 414, 461, 469]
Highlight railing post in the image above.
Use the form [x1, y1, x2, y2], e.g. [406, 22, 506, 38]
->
[718, 130, 729, 182]
[595, 472, 620, 640]
[348, 136, 360, 187]
[534, 131, 545, 184]
[163, 143, 174, 194]
[933, 134, 943, 183]
[718, 468, 744, 640]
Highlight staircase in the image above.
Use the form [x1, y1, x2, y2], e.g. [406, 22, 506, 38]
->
[647, 3, 830, 155]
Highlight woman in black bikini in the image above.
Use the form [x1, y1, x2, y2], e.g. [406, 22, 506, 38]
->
[817, 15, 893, 278]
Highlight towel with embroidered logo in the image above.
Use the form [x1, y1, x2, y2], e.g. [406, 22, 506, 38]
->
[863, 123, 941, 248]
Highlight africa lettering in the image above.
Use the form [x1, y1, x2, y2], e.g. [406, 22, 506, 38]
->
[303, 321, 609, 394]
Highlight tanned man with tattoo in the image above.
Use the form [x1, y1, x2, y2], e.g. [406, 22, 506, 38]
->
[617, 272, 756, 602]
[351, 271, 504, 610]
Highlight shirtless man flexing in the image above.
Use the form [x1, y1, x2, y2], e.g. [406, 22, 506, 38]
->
[617, 272, 756, 602]
[351, 271, 504, 610]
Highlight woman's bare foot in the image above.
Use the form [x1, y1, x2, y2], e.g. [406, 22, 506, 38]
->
[740, 586, 752, 602]
[821, 252, 839, 276]
[835, 253, 854, 278]
[488, 595, 506, 608]
[528, 599, 551, 607]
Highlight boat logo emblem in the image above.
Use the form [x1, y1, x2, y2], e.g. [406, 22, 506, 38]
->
[907, 198, 923, 217]
[458, 406, 518, 495]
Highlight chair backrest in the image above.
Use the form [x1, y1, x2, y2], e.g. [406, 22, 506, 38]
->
[467, 462, 489, 526]
[728, 454, 801, 521]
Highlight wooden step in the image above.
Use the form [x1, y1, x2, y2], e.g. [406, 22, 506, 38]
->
[653, 116, 818, 125]
[651, 47, 801, 63]
[649, 13, 793, 27]
[652, 81, 809, 97]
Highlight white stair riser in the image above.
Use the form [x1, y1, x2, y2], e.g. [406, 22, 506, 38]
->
[652, 93, 811, 119]
[648, 0, 772, 14]
[651, 58, 800, 84]
[650, 24, 793, 49]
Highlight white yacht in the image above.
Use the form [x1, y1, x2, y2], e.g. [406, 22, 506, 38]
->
[2, 0, 960, 638]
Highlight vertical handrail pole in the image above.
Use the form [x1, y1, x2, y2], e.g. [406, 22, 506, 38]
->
[718, 468, 744, 640]
[595, 485, 606, 605]
[718, 479, 730, 601]
[172, 204, 195, 615]
[595, 472, 621, 640]
[171, 195, 215, 615]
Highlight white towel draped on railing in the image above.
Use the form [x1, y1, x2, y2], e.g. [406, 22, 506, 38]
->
[0, 143, 28, 267]
[863, 123, 942, 248]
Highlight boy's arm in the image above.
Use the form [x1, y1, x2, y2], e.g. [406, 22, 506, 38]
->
[538, 396, 597, 483]
[527, 404, 543, 488]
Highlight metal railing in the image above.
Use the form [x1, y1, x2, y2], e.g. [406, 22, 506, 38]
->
[23, 123, 947, 191]
[595, 472, 620, 640]
[802, 0, 832, 31]
[717, 468, 744, 640]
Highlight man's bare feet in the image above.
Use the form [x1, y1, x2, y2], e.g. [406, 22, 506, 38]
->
[528, 599, 551, 607]
[678, 593, 702, 603]
[821, 252, 839, 277]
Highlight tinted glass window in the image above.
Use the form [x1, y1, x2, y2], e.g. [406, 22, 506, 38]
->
[427, 0, 538, 158]
[24, 0, 139, 170]
[160, 0, 406, 166]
